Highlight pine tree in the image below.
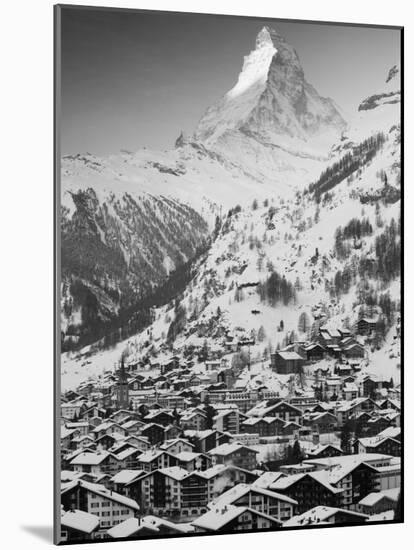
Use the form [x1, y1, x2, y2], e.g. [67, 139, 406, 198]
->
[257, 326, 266, 342]
[291, 440, 303, 463]
[298, 312, 310, 334]
[203, 396, 216, 430]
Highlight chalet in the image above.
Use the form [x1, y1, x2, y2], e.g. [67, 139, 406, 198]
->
[304, 454, 386, 508]
[339, 328, 352, 339]
[284, 506, 368, 527]
[61, 427, 80, 450]
[184, 429, 232, 453]
[241, 416, 284, 437]
[61, 479, 139, 530]
[360, 376, 378, 398]
[378, 399, 401, 412]
[336, 398, 379, 426]
[325, 344, 342, 359]
[93, 421, 127, 440]
[176, 451, 212, 472]
[208, 483, 297, 522]
[163, 424, 183, 441]
[319, 328, 342, 346]
[303, 412, 338, 433]
[139, 467, 189, 516]
[209, 442, 258, 470]
[180, 410, 207, 431]
[107, 516, 191, 538]
[81, 406, 106, 420]
[110, 470, 146, 497]
[303, 343, 325, 362]
[354, 435, 401, 457]
[144, 410, 175, 427]
[192, 504, 281, 533]
[70, 451, 121, 476]
[123, 435, 151, 452]
[116, 447, 142, 470]
[137, 450, 178, 472]
[121, 419, 146, 435]
[355, 317, 379, 336]
[336, 364, 354, 377]
[271, 351, 305, 375]
[365, 415, 392, 436]
[357, 488, 399, 515]
[88, 416, 104, 428]
[306, 444, 344, 460]
[160, 438, 195, 455]
[260, 401, 302, 425]
[139, 423, 165, 446]
[270, 472, 342, 514]
[110, 410, 136, 424]
[73, 435, 95, 450]
[60, 509, 100, 542]
[61, 402, 84, 420]
[342, 343, 365, 359]
[95, 434, 118, 450]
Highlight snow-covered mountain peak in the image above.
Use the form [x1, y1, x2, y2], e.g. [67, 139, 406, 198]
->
[226, 27, 276, 100]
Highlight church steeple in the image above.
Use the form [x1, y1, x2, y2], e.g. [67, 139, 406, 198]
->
[115, 356, 129, 409]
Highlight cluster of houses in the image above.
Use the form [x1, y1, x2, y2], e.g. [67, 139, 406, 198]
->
[270, 323, 379, 375]
[59, 322, 401, 542]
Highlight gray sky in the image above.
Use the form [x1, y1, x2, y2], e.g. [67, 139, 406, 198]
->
[60, 7, 401, 156]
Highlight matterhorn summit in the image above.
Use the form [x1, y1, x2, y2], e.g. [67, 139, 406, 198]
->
[195, 26, 346, 159]
[192, 26, 347, 188]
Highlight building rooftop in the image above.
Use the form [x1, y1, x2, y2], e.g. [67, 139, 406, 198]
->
[61, 509, 100, 534]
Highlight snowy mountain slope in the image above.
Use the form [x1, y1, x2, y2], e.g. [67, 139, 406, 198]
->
[61, 189, 209, 349]
[62, 105, 401, 391]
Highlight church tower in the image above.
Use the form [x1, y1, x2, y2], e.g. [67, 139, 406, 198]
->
[115, 358, 129, 409]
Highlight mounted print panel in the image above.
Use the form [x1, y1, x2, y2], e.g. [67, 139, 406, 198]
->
[54, 5, 403, 545]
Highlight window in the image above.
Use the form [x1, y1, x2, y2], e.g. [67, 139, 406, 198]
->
[102, 511, 110, 517]
[90, 502, 100, 508]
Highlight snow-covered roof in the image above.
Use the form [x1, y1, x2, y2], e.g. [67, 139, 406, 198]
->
[138, 449, 166, 462]
[61, 479, 140, 510]
[107, 517, 159, 538]
[358, 488, 399, 507]
[191, 504, 280, 531]
[252, 471, 285, 488]
[208, 442, 258, 456]
[284, 506, 368, 527]
[157, 466, 189, 481]
[70, 451, 111, 466]
[277, 351, 303, 360]
[110, 470, 145, 485]
[176, 451, 203, 462]
[61, 510, 100, 534]
[208, 483, 297, 508]
[160, 438, 195, 450]
[271, 471, 343, 494]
